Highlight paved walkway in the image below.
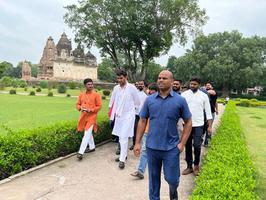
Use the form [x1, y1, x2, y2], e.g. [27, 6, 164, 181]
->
[0, 105, 224, 200]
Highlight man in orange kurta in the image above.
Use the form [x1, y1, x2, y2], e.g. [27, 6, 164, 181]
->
[76, 78, 102, 160]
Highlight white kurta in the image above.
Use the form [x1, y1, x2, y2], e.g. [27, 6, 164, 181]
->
[135, 90, 147, 115]
[109, 82, 140, 138]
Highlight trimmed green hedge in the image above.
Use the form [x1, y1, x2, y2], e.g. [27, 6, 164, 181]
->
[191, 102, 257, 200]
[235, 99, 266, 107]
[0, 121, 111, 180]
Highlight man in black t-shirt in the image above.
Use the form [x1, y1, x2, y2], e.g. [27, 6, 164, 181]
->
[203, 82, 218, 146]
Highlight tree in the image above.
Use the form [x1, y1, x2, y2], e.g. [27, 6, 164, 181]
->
[97, 58, 116, 82]
[145, 62, 164, 83]
[31, 64, 38, 78]
[171, 31, 266, 96]
[64, 0, 207, 81]
[0, 61, 13, 78]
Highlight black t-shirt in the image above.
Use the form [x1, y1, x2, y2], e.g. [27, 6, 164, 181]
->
[208, 92, 217, 113]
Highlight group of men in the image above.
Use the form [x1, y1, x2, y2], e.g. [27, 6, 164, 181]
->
[75, 70, 218, 200]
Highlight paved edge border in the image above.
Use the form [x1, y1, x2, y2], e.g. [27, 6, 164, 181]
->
[0, 139, 112, 185]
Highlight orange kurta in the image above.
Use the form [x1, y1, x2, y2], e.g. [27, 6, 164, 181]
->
[76, 90, 102, 133]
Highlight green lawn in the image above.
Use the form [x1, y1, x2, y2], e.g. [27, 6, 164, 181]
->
[237, 106, 266, 200]
[0, 94, 109, 134]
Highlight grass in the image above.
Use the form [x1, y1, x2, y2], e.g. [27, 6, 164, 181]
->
[0, 94, 109, 134]
[237, 106, 266, 200]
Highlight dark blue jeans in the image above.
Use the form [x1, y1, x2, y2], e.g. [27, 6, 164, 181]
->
[185, 126, 204, 168]
[147, 147, 180, 200]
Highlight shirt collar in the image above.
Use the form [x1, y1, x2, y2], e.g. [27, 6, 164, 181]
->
[155, 90, 174, 98]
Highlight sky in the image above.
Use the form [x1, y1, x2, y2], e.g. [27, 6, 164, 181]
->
[1, 0, 266, 67]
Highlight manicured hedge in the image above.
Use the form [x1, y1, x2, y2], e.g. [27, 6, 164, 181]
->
[235, 99, 266, 107]
[191, 102, 257, 200]
[0, 121, 112, 180]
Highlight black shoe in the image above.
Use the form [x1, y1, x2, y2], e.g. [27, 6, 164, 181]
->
[85, 148, 95, 153]
[129, 145, 134, 150]
[119, 161, 125, 169]
[115, 157, 127, 162]
[115, 149, 120, 155]
[77, 153, 83, 160]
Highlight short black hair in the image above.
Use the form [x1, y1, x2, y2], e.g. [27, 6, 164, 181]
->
[116, 69, 127, 77]
[190, 77, 201, 84]
[205, 81, 213, 86]
[138, 80, 147, 86]
[174, 79, 182, 84]
[84, 78, 93, 85]
[148, 83, 158, 92]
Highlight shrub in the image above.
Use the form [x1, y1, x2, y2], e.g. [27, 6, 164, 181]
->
[9, 89, 16, 95]
[102, 96, 106, 100]
[57, 83, 67, 94]
[39, 80, 48, 89]
[24, 87, 28, 91]
[238, 99, 250, 107]
[0, 76, 13, 87]
[68, 82, 77, 89]
[29, 91, 35, 96]
[103, 90, 111, 96]
[18, 80, 27, 88]
[0, 121, 111, 180]
[32, 85, 36, 89]
[66, 94, 71, 97]
[191, 102, 257, 200]
[36, 88, 41, 92]
[95, 86, 102, 91]
[47, 92, 53, 97]
[250, 98, 258, 102]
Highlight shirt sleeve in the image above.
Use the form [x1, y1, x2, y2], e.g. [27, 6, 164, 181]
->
[76, 94, 82, 111]
[131, 86, 141, 111]
[180, 97, 192, 120]
[139, 98, 149, 119]
[91, 93, 102, 113]
[204, 94, 213, 120]
[109, 87, 116, 108]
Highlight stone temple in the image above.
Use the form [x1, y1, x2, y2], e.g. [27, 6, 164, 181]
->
[38, 33, 97, 81]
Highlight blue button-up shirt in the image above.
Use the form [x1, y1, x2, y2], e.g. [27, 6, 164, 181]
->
[140, 90, 191, 151]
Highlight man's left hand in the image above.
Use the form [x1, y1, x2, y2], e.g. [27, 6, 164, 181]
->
[207, 127, 212, 135]
[177, 143, 185, 153]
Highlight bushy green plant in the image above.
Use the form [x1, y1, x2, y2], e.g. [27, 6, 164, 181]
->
[9, 89, 16, 95]
[250, 98, 258, 102]
[47, 92, 53, 97]
[239, 99, 251, 107]
[102, 96, 106, 100]
[66, 94, 71, 97]
[68, 82, 77, 89]
[36, 88, 41, 92]
[39, 80, 48, 89]
[191, 102, 257, 200]
[57, 83, 67, 94]
[0, 121, 111, 180]
[95, 86, 102, 91]
[24, 87, 28, 91]
[29, 91, 35, 96]
[103, 90, 111, 96]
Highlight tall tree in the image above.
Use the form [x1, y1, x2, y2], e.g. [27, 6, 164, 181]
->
[98, 58, 116, 82]
[171, 31, 266, 96]
[64, 0, 207, 81]
[0, 61, 13, 78]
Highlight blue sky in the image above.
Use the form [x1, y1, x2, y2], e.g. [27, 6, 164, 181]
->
[1, 0, 266, 66]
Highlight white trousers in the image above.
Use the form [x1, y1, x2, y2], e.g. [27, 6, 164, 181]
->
[119, 137, 129, 162]
[78, 125, 95, 154]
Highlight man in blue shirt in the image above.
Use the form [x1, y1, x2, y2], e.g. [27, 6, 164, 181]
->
[134, 70, 192, 200]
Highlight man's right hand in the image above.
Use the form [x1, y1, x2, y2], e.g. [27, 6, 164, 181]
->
[134, 143, 141, 157]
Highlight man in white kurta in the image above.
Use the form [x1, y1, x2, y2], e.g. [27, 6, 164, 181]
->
[109, 70, 140, 169]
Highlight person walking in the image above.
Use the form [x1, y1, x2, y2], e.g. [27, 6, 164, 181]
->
[134, 70, 192, 200]
[130, 83, 158, 179]
[130, 80, 147, 150]
[181, 77, 213, 176]
[109, 70, 140, 169]
[76, 78, 102, 160]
